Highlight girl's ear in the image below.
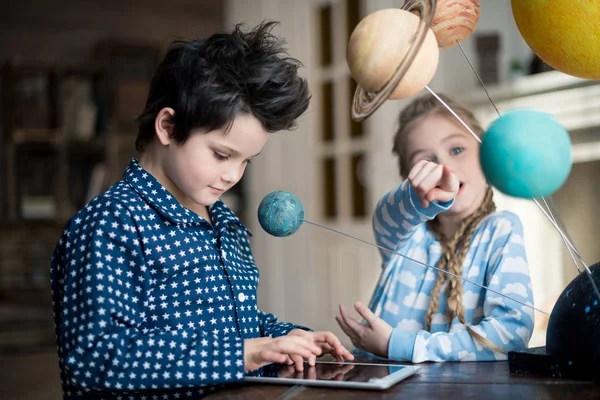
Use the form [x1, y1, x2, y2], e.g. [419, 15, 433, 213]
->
[155, 108, 176, 146]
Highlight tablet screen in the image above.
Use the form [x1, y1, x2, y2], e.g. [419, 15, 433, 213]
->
[254, 361, 409, 383]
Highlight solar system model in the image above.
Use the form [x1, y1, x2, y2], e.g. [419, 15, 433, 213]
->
[257, 0, 600, 383]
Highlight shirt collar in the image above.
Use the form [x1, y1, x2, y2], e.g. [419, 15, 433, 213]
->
[123, 158, 251, 235]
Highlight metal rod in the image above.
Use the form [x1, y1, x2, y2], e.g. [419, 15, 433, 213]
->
[424, 85, 481, 143]
[457, 41, 500, 116]
[301, 219, 549, 315]
[449, 44, 600, 301]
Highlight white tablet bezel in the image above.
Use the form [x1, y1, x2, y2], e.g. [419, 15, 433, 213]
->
[245, 361, 421, 390]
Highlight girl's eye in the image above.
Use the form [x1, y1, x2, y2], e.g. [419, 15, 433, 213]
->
[451, 147, 464, 155]
[245, 159, 252, 165]
[213, 152, 229, 161]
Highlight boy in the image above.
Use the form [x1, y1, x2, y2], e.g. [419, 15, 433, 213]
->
[50, 21, 352, 399]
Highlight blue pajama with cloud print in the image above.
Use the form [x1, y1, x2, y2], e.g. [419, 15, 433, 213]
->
[368, 180, 535, 362]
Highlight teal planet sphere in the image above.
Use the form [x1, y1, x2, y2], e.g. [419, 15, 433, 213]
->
[480, 109, 572, 199]
[257, 191, 304, 237]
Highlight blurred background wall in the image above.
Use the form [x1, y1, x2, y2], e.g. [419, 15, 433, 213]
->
[2, 1, 599, 398]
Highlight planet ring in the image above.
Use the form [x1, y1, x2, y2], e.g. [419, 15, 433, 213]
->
[351, 0, 436, 122]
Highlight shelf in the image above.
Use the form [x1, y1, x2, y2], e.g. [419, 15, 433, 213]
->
[11, 129, 58, 144]
[461, 70, 595, 105]
[65, 137, 106, 156]
[1, 54, 153, 224]
[10, 128, 107, 154]
[462, 71, 600, 141]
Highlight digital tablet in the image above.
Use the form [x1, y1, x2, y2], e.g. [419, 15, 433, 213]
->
[245, 361, 421, 390]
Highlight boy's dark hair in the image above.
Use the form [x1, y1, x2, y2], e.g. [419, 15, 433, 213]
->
[135, 21, 311, 152]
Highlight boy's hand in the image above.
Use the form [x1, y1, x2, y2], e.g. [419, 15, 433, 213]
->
[287, 329, 355, 370]
[407, 160, 459, 208]
[244, 336, 322, 372]
[335, 302, 393, 359]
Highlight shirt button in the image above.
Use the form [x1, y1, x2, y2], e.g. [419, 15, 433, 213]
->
[238, 293, 246, 302]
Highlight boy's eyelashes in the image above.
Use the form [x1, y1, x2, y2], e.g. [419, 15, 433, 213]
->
[212, 151, 253, 164]
[213, 151, 229, 161]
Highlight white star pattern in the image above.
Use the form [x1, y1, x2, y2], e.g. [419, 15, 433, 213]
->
[50, 159, 302, 399]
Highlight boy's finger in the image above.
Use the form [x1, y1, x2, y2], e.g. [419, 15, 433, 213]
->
[260, 349, 289, 366]
[317, 342, 334, 354]
[311, 332, 346, 357]
[340, 347, 354, 361]
[291, 354, 304, 371]
[287, 335, 322, 354]
[289, 328, 312, 340]
[275, 338, 318, 359]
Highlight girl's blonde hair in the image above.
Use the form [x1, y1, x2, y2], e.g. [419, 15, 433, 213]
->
[392, 93, 505, 354]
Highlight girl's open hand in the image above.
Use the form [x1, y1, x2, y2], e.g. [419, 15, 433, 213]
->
[335, 302, 393, 359]
[408, 160, 459, 208]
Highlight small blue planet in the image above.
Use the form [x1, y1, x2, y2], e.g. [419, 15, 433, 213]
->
[480, 109, 572, 199]
[257, 191, 304, 237]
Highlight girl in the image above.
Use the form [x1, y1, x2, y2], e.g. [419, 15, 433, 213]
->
[336, 93, 535, 362]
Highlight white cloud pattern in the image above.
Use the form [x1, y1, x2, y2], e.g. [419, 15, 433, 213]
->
[381, 203, 400, 228]
[462, 291, 480, 309]
[403, 292, 431, 310]
[398, 270, 417, 289]
[500, 257, 529, 275]
[502, 282, 528, 298]
[396, 318, 423, 331]
[458, 350, 476, 361]
[384, 300, 400, 315]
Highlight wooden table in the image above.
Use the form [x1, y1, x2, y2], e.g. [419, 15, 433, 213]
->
[206, 357, 599, 400]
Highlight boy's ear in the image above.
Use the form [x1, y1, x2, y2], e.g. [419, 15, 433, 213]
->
[155, 107, 176, 146]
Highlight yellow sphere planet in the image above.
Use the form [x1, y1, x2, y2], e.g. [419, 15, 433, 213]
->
[347, 9, 439, 100]
[512, 0, 600, 80]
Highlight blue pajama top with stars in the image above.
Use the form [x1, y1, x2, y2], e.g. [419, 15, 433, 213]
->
[50, 159, 307, 399]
